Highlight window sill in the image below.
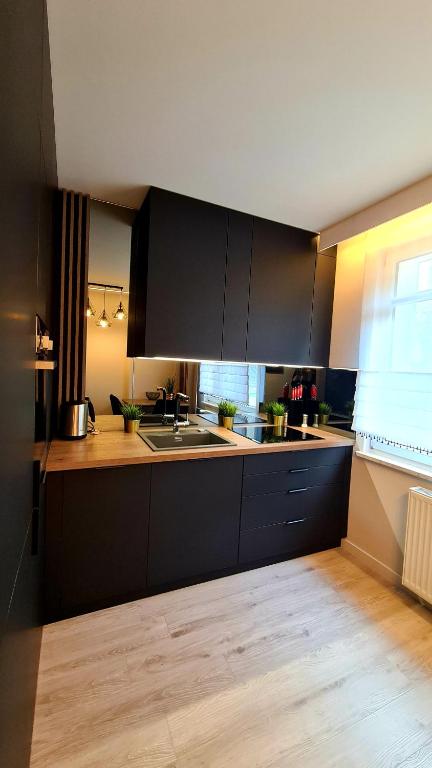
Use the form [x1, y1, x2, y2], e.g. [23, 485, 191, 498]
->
[355, 450, 432, 482]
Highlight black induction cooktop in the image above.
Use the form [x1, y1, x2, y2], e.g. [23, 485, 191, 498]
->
[199, 411, 267, 426]
[232, 425, 323, 444]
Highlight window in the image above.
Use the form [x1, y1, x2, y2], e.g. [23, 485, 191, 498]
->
[198, 363, 263, 413]
[391, 252, 432, 371]
[353, 246, 432, 465]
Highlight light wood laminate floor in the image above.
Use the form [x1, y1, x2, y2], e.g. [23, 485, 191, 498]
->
[31, 550, 432, 767]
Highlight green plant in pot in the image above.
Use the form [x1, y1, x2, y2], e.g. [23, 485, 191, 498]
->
[218, 400, 237, 430]
[264, 401, 275, 424]
[165, 376, 176, 400]
[271, 401, 286, 428]
[265, 401, 285, 425]
[120, 403, 143, 433]
[318, 401, 332, 425]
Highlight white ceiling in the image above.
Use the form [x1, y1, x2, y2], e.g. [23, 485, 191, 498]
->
[47, 0, 432, 232]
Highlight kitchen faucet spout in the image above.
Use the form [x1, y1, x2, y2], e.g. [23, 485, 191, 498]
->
[173, 393, 189, 433]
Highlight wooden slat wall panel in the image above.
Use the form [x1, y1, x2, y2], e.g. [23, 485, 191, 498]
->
[78, 198, 90, 399]
[56, 190, 90, 416]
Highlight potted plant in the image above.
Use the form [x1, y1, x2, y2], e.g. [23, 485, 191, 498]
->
[264, 401, 275, 424]
[218, 400, 237, 430]
[217, 399, 227, 425]
[165, 376, 176, 400]
[265, 401, 285, 425]
[271, 401, 286, 428]
[263, 402, 273, 424]
[120, 403, 143, 433]
[318, 401, 332, 425]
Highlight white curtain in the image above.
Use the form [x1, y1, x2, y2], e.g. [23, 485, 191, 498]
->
[353, 237, 432, 455]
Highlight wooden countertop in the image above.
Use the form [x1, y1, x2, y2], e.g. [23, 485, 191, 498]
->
[46, 414, 354, 473]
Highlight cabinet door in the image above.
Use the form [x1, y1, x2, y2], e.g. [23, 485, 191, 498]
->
[222, 211, 253, 362]
[239, 509, 341, 565]
[60, 466, 150, 615]
[148, 457, 242, 587]
[241, 483, 344, 531]
[247, 218, 317, 364]
[145, 188, 228, 360]
[0, 522, 42, 768]
[309, 249, 336, 366]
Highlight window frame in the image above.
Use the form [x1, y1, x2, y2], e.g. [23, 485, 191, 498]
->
[356, 434, 432, 479]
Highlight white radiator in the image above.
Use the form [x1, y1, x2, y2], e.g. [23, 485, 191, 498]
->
[402, 486, 432, 606]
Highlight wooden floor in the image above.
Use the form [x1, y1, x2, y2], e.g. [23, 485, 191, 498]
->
[31, 549, 432, 768]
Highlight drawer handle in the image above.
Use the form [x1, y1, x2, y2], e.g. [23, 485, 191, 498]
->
[289, 468, 309, 473]
[287, 487, 309, 494]
[283, 518, 307, 525]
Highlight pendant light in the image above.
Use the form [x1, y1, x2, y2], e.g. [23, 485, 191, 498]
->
[113, 289, 127, 320]
[96, 287, 111, 328]
[86, 297, 96, 318]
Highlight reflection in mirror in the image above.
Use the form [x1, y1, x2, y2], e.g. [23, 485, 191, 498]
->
[85, 200, 179, 416]
[196, 363, 356, 434]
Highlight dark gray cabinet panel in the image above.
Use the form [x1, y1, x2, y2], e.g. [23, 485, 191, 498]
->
[241, 483, 344, 531]
[1, 0, 42, 628]
[148, 457, 243, 586]
[1, 0, 57, 764]
[222, 211, 253, 361]
[243, 461, 345, 497]
[0, 523, 43, 768]
[53, 466, 150, 616]
[243, 446, 347, 475]
[247, 218, 317, 364]
[131, 188, 228, 360]
[44, 446, 352, 619]
[128, 188, 337, 367]
[309, 249, 337, 366]
[239, 510, 341, 565]
[240, 446, 351, 561]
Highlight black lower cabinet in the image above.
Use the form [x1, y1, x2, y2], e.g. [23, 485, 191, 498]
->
[239, 446, 351, 566]
[44, 448, 351, 620]
[46, 465, 150, 619]
[239, 511, 341, 565]
[241, 483, 344, 531]
[148, 457, 243, 587]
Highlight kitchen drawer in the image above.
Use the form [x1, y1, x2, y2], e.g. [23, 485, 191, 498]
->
[239, 512, 341, 565]
[241, 483, 343, 531]
[243, 447, 347, 476]
[243, 462, 344, 497]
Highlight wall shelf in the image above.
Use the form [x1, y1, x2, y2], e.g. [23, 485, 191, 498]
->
[35, 360, 57, 370]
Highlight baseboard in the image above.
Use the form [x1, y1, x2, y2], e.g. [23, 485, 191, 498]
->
[341, 538, 402, 587]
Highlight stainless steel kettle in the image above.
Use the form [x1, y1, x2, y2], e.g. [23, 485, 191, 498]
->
[60, 401, 89, 439]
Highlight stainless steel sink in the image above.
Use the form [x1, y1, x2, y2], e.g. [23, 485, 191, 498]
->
[138, 428, 236, 451]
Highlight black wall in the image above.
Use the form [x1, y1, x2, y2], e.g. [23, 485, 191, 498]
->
[0, 1, 57, 766]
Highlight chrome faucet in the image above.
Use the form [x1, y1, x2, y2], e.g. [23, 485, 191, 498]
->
[173, 393, 189, 433]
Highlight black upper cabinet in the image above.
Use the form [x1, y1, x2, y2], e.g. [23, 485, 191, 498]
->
[129, 188, 227, 360]
[309, 248, 336, 366]
[222, 211, 252, 362]
[128, 187, 335, 366]
[247, 217, 317, 364]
